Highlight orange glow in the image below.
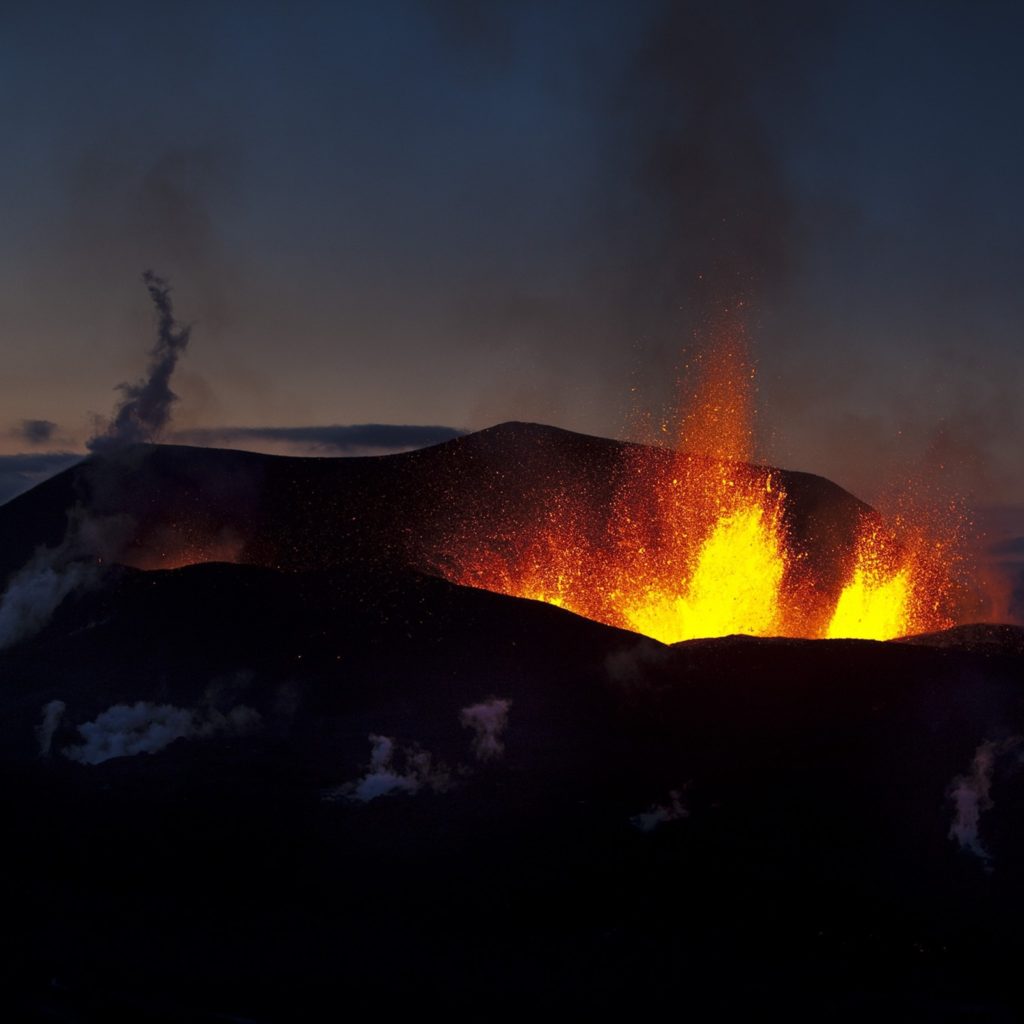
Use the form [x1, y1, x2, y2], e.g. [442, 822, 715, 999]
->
[122, 526, 244, 571]
[436, 319, 959, 643]
[617, 478, 787, 643]
[826, 527, 913, 640]
[826, 517, 957, 640]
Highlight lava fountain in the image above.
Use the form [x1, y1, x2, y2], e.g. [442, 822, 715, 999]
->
[437, 322, 959, 643]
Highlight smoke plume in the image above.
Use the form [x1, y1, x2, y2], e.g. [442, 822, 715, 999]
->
[605, 639, 669, 691]
[0, 504, 134, 650]
[0, 271, 176, 644]
[459, 698, 511, 761]
[948, 738, 1023, 868]
[631, 789, 689, 832]
[36, 699, 67, 757]
[87, 271, 191, 453]
[0, 551, 96, 650]
[326, 733, 450, 803]
[62, 699, 260, 765]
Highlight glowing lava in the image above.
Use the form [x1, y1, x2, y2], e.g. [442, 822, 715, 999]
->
[826, 516, 957, 640]
[619, 479, 787, 643]
[437, 319, 959, 643]
[826, 527, 912, 640]
[586, 332, 804, 642]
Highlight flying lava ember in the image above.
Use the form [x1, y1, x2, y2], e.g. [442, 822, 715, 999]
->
[437, 324, 961, 643]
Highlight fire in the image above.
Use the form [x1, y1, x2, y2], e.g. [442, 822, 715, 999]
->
[611, 466, 790, 643]
[826, 527, 913, 640]
[826, 516, 957, 640]
[436, 320, 959, 643]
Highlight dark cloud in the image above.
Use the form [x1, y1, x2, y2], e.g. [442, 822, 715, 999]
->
[611, 2, 820, 305]
[583, 1, 839, 423]
[989, 537, 1024, 561]
[171, 424, 466, 455]
[417, 1, 842, 437]
[16, 420, 58, 445]
[0, 454, 82, 506]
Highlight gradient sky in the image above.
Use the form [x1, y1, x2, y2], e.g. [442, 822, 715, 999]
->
[2, 0, 1022, 504]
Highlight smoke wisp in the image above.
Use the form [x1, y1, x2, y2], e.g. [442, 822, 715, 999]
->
[459, 697, 510, 761]
[36, 699, 67, 757]
[631, 789, 689, 832]
[0, 505, 135, 650]
[606, 639, 669, 690]
[327, 733, 451, 802]
[87, 270, 191, 453]
[948, 737, 1022, 869]
[62, 699, 261, 765]
[0, 552, 96, 651]
[0, 271, 195, 647]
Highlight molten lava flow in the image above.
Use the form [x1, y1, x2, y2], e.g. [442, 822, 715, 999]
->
[586, 328, 801, 642]
[825, 527, 912, 640]
[608, 464, 790, 643]
[436, 317, 959, 643]
[826, 516, 957, 640]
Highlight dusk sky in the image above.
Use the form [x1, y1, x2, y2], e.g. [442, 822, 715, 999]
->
[2, 0, 1022, 506]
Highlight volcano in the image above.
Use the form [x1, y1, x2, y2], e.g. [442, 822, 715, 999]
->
[0, 424, 1022, 1020]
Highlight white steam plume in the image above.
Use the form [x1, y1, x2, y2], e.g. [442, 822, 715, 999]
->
[459, 698, 511, 761]
[63, 700, 261, 765]
[36, 699, 66, 757]
[326, 733, 450, 802]
[1, 272, 195, 649]
[0, 509, 132, 652]
[948, 737, 1022, 869]
[0, 557, 94, 651]
[631, 790, 689, 832]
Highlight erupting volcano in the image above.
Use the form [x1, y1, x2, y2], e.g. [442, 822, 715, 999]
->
[437, 321, 960, 643]
[0, 314, 1016, 1024]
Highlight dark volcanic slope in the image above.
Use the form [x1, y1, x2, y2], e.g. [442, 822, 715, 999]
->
[0, 560, 1022, 1019]
[0, 421, 870, 590]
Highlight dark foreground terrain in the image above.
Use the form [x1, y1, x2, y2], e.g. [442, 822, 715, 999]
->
[0, 430, 1021, 1020]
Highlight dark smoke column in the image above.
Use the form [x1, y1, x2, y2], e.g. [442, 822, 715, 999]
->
[87, 271, 191, 453]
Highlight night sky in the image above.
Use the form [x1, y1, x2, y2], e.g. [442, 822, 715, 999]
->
[2, 1, 1022, 509]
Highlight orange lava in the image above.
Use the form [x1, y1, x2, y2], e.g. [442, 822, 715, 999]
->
[826, 516, 957, 640]
[439, 321, 959, 643]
